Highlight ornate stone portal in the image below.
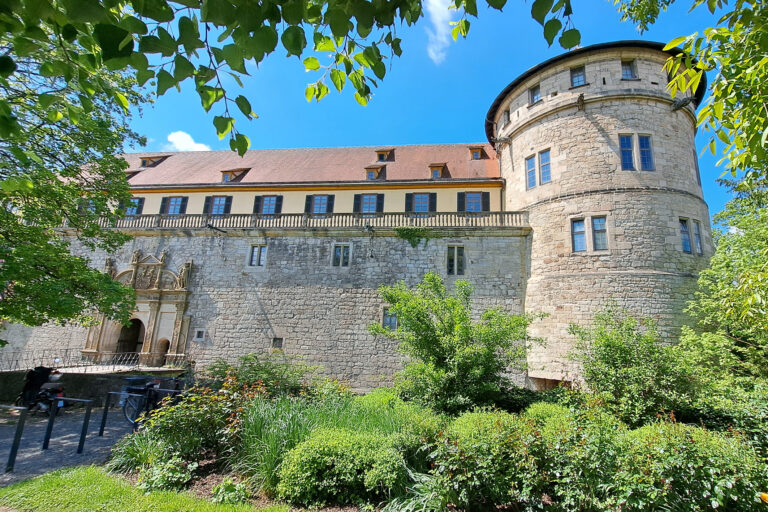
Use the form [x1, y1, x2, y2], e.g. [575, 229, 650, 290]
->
[82, 250, 193, 366]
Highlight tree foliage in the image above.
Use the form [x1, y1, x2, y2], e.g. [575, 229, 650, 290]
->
[686, 182, 768, 375]
[617, 0, 768, 186]
[0, 35, 144, 338]
[371, 271, 539, 414]
[0, 0, 583, 155]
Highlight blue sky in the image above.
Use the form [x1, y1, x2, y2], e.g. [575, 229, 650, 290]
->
[129, 1, 731, 215]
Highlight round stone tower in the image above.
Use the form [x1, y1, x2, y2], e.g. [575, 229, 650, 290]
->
[485, 41, 713, 387]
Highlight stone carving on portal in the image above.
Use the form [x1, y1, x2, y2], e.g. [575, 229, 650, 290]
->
[83, 250, 193, 367]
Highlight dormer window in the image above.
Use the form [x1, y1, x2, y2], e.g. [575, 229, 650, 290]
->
[429, 164, 446, 179]
[139, 156, 168, 168]
[221, 168, 249, 183]
[365, 165, 385, 181]
[375, 148, 393, 162]
[469, 147, 486, 160]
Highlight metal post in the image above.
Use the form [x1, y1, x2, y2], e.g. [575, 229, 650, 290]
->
[77, 405, 92, 454]
[41, 402, 58, 450]
[99, 392, 111, 437]
[4, 406, 27, 473]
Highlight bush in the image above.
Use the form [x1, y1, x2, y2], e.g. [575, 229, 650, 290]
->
[429, 410, 541, 509]
[372, 272, 541, 414]
[571, 307, 695, 426]
[140, 389, 228, 462]
[211, 478, 249, 505]
[277, 428, 407, 506]
[137, 455, 197, 492]
[613, 422, 765, 511]
[205, 352, 319, 395]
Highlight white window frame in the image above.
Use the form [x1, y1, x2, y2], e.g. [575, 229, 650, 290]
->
[446, 245, 466, 276]
[529, 84, 541, 104]
[570, 66, 586, 87]
[331, 243, 351, 267]
[638, 134, 655, 171]
[621, 60, 638, 80]
[679, 218, 693, 254]
[249, 244, 268, 267]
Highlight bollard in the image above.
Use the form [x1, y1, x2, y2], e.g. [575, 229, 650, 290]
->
[99, 392, 112, 437]
[41, 401, 58, 450]
[2, 405, 27, 473]
[78, 405, 92, 454]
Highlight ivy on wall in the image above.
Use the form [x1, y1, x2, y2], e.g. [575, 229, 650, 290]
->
[394, 227, 438, 248]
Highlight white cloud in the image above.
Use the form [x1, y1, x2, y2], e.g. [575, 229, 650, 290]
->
[163, 131, 211, 152]
[425, 0, 455, 65]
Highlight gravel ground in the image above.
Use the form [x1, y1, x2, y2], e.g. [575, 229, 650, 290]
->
[0, 406, 132, 487]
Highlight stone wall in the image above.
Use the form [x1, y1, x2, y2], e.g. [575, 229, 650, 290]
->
[1, 228, 530, 391]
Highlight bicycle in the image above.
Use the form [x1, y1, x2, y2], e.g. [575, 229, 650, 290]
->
[122, 376, 184, 425]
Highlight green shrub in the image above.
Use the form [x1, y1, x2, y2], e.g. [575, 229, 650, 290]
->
[614, 422, 765, 511]
[211, 478, 249, 505]
[277, 428, 407, 506]
[429, 410, 541, 509]
[205, 352, 319, 395]
[571, 307, 695, 426]
[107, 430, 172, 473]
[137, 456, 197, 492]
[140, 389, 228, 462]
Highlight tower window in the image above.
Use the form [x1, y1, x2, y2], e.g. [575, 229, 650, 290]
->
[638, 135, 654, 171]
[619, 134, 635, 170]
[621, 60, 638, 80]
[526, 155, 536, 189]
[570, 66, 586, 87]
[592, 217, 608, 251]
[529, 84, 541, 104]
[572, 219, 586, 252]
[693, 221, 703, 255]
[680, 219, 692, 254]
[539, 149, 551, 184]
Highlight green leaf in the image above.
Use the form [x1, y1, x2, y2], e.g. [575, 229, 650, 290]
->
[229, 133, 250, 156]
[94, 24, 134, 61]
[213, 116, 235, 139]
[47, 110, 63, 122]
[235, 95, 256, 119]
[178, 16, 204, 53]
[558, 28, 580, 49]
[198, 86, 225, 111]
[303, 56, 320, 71]
[119, 16, 148, 35]
[156, 69, 176, 95]
[314, 33, 335, 52]
[114, 92, 130, 111]
[38, 93, 57, 109]
[281, 0, 304, 25]
[201, 0, 236, 25]
[131, 0, 174, 22]
[543, 19, 562, 46]
[281, 25, 306, 56]
[330, 68, 345, 92]
[62, 0, 107, 23]
[451, 19, 470, 41]
[486, 0, 506, 10]
[0, 56, 16, 76]
[531, 0, 554, 25]
[305, 84, 316, 102]
[252, 25, 279, 55]
[663, 36, 687, 50]
[137, 68, 155, 86]
[325, 9, 350, 38]
[173, 55, 195, 81]
[354, 91, 368, 106]
[315, 82, 329, 100]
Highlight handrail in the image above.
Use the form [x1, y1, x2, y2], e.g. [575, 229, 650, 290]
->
[95, 211, 530, 231]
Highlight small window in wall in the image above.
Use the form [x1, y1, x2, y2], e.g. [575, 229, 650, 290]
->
[638, 135, 655, 171]
[412, 193, 431, 213]
[572, 219, 586, 252]
[619, 134, 635, 170]
[361, 194, 378, 214]
[539, 149, 551, 184]
[332, 243, 350, 267]
[471, 149, 483, 160]
[680, 219, 692, 253]
[210, 196, 228, 215]
[192, 329, 206, 342]
[383, 309, 398, 330]
[249, 245, 267, 266]
[529, 84, 541, 104]
[526, 155, 536, 189]
[367, 169, 377, 180]
[305, 194, 334, 215]
[570, 66, 586, 87]
[447, 245, 465, 275]
[161, 196, 188, 215]
[621, 60, 638, 80]
[261, 196, 277, 215]
[502, 110, 510, 126]
[465, 192, 483, 213]
[592, 216, 608, 250]
[272, 337, 283, 349]
[693, 221, 703, 255]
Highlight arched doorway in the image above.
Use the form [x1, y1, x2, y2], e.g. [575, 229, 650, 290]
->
[116, 319, 145, 353]
[156, 338, 171, 367]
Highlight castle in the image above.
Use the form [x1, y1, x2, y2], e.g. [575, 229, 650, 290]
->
[1, 41, 712, 390]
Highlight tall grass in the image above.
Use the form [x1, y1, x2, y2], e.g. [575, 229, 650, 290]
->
[235, 389, 442, 495]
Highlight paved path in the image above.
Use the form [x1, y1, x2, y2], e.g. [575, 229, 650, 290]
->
[0, 407, 132, 487]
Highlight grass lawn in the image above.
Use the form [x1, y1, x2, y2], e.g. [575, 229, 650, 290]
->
[0, 466, 288, 512]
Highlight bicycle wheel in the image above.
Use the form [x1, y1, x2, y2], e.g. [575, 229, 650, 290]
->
[123, 395, 144, 424]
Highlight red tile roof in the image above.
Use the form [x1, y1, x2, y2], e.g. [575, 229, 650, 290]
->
[123, 144, 499, 186]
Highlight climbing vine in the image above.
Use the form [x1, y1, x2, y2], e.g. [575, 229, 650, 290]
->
[394, 227, 438, 248]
